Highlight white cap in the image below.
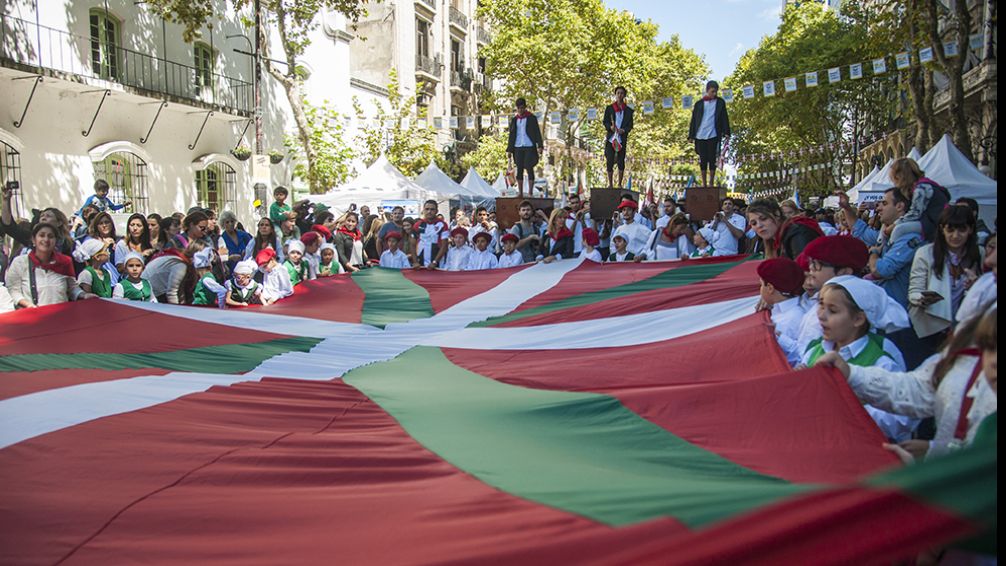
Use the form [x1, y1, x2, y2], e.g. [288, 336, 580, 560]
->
[74, 239, 108, 262]
[192, 247, 214, 269]
[697, 227, 718, 246]
[319, 242, 336, 253]
[827, 275, 910, 333]
[122, 251, 145, 266]
[233, 259, 257, 275]
[287, 240, 305, 254]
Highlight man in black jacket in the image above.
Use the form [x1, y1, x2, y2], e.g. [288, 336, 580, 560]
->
[688, 80, 731, 187]
[507, 98, 544, 197]
[602, 86, 634, 189]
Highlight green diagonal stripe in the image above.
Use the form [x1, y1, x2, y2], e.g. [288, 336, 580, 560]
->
[344, 346, 812, 527]
[473, 258, 749, 327]
[0, 336, 321, 373]
[352, 267, 434, 328]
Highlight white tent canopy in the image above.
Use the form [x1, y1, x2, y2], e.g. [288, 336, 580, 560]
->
[492, 172, 508, 195]
[846, 164, 880, 203]
[917, 134, 997, 206]
[414, 160, 474, 198]
[311, 155, 432, 213]
[460, 167, 498, 198]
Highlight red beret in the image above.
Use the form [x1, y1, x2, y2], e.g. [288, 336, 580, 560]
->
[582, 227, 600, 246]
[617, 200, 638, 210]
[311, 224, 332, 240]
[450, 227, 469, 239]
[801, 235, 869, 272]
[500, 233, 519, 244]
[471, 231, 492, 243]
[384, 230, 403, 242]
[757, 258, 806, 296]
[300, 231, 320, 245]
[255, 247, 277, 266]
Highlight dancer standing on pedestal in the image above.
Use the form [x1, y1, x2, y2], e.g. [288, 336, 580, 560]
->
[603, 86, 634, 189]
[507, 98, 544, 197]
[688, 80, 731, 187]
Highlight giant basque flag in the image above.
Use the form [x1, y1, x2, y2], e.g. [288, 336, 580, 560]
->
[0, 256, 995, 564]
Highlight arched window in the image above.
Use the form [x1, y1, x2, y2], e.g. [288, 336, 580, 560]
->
[92, 151, 149, 214]
[89, 9, 121, 81]
[195, 161, 236, 212]
[1, 140, 23, 218]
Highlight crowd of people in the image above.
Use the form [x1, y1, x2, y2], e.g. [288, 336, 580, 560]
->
[0, 156, 999, 474]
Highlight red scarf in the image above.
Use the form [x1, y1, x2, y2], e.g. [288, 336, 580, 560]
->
[773, 216, 825, 253]
[611, 102, 626, 113]
[337, 227, 362, 241]
[549, 226, 573, 241]
[29, 250, 75, 278]
[515, 109, 531, 119]
[702, 95, 717, 102]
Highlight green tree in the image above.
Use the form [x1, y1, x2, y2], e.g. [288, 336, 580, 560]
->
[460, 130, 508, 181]
[284, 99, 355, 190]
[725, 2, 898, 195]
[353, 70, 440, 178]
[145, 0, 368, 194]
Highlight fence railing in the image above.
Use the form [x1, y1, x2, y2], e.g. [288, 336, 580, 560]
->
[416, 0, 437, 11]
[0, 14, 253, 115]
[449, 6, 469, 31]
[415, 53, 440, 77]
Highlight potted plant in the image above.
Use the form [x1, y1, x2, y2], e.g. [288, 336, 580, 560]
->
[231, 145, 252, 161]
[268, 149, 285, 164]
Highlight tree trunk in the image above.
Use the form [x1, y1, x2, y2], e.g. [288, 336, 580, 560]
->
[261, 4, 324, 194]
[925, 0, 974, 159]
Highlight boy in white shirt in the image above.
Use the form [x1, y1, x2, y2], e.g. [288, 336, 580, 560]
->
[704, 198, 746, 255]
[610, 200, 651, 258]
[257, 248, 294, 305]
[756, 258, 809, 366]
[443, 227, 471, 271]
[497, 233, 524, 268]
[379, 231, 411, 269]
[467, 232, 499, 270]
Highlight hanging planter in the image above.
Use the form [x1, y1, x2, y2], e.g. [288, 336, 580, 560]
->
[268, 150, 285, 164]
[231, 145, 252, 161]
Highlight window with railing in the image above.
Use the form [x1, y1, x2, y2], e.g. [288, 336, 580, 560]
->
[1, 142, 23, 219]
[195, 161, 236, 212]
[89, 9, 121, 81]
[194, 42, 215, 99]
[92, 152, 149, 214]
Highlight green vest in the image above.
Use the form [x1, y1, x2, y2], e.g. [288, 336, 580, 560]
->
[119, 279, 152, 302]
[229, 280, 260, 304]
[319, 260, 338, 276]
[192, 273, 219, 306]
[804, 333, 892, 367]
[285, 260, 308, 286]
[85, 266, 113, 298]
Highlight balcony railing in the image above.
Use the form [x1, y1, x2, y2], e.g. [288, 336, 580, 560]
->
[449, 6, 469, 31]
[415, 53, 440, 79]
[416, 0, 437, 10]
[0, 14, 253, 116]
[450, 68, 473, 91]
[477, 26, 491, 45]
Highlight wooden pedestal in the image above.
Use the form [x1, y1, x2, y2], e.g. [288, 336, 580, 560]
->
[588, 188, 641, 222]
[684, 187, 727, 222]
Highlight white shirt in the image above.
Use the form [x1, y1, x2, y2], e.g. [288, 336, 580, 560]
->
[303, 252, 320, 280]
[469, 224, 499, 251]
[696, 98, 718, 140]
[580, 248, 602, 262]
[849, 353, 997, 457]
[956, 272, 996, 326]
[262, 265, 294, 302]
[610, 109, 624, 143]
[379, 249, 411, 269]
[466, 248, 499, 271]
[654, 213, 675, 231]
[644, 231, 690, 261]
[610, 222, 651, 257]
[444, 245, 471, 271]
[498, 250, 524, 268]
[515, 117, 533, 147]
[795, 292, 823, 358]
[704, 212, 746, 255]
[771, 296, 808, 366]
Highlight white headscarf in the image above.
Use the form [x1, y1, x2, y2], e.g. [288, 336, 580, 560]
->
[827, 275, 910, 333]
[122, 251, 145, 266]
[73, 239, 107, 263]
[192, 247, 214, 269]
[287, 240, 305, 255]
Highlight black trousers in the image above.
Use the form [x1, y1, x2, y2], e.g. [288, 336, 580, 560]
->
[605, 141, 626, 172]
[513, 147, 539, 180]
[695, 137, 720, 170]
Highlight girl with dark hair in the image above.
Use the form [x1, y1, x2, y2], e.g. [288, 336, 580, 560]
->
[335, 212, 366, 272]
[246, 217, 284, 264]
[159, 216, 181, 247]
[4, 223, 96, 307]
[908, 206, 982, 340]
[168, 210, 210, 250]
[746, 199, 823, 260]
[114, 213, 153, 272]
[1, 185, 76, 256]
